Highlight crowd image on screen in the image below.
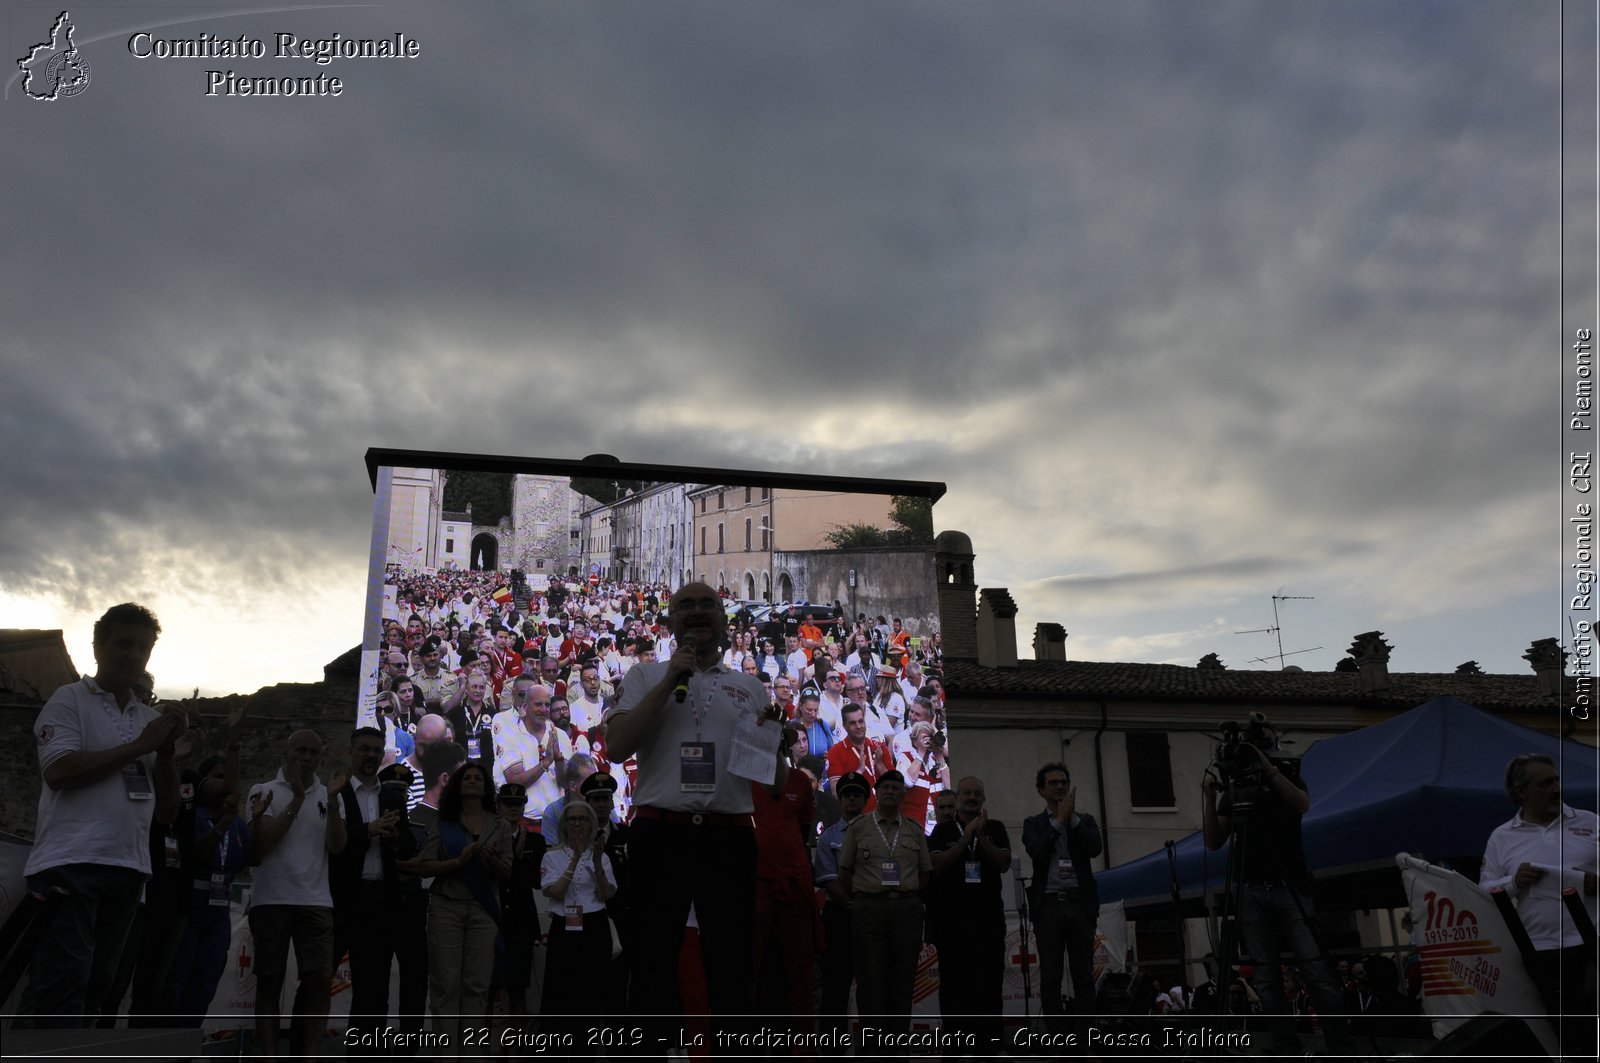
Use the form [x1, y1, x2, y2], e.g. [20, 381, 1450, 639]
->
[364, 562, 948, 832]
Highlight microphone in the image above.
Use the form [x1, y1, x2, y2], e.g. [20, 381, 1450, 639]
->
[673, 634, 700, 703]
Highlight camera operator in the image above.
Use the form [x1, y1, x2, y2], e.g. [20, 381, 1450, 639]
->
[1199, 721, 1353, 1056]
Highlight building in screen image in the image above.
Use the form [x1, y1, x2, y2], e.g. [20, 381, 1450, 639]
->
[357, 448, 946, 731]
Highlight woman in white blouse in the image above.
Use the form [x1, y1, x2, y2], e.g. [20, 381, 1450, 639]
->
[539, 800, 617, 1025]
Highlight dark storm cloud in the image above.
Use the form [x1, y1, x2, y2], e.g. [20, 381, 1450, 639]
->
[0, 0, 1568, 677]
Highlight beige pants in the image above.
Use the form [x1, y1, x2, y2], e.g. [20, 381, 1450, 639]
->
[425, 892, 498, 1056]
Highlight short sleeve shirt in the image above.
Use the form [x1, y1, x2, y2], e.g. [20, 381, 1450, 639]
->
[491, 711, 573, 807]
[25, 678, 162, 877]
[540, 846, 616, 912]
[247, 769, 334, 907]
[841, 812, 932, 893]
[603, 661, 770, 813]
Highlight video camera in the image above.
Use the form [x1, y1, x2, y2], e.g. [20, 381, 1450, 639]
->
[1210, 711, 1299, 818]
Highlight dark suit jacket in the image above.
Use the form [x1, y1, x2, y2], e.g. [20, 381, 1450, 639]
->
[1022, 808, 1103, 916]
[328, 780, 418, 909]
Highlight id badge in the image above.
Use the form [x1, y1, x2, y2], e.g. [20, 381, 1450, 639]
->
[964, 859, 982, 884]
[1058, 857, 1078, 886]
[679, 742, 716, 793]
[122, 760, 154, 800]
[880, 859, 901, 887]
[163, 835, 181, 869]
[209, 872, 229, 907]
[565, 903, 584, 931]
[467, 736, 482, 760]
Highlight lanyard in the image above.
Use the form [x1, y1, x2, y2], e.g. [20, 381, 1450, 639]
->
[95, 685, 140, 744]
[872, 815, 902, 859]
[691, 668, 719, 742]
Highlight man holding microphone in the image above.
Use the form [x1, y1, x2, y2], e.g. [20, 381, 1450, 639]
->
[603, 581, 783, 1024]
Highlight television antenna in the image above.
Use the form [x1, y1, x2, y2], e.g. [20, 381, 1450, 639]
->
[1234, 593, 1321, 669]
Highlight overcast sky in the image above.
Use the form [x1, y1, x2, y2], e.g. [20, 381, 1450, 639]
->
[2, 0, 1587, 696]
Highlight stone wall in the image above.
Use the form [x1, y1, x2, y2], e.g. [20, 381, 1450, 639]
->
[773, 546, 939, 634]
[510, 474, 584, 576]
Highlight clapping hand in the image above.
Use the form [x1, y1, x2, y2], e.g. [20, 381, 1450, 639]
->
[141, 710, 188, 756]
[369, 809, 401, 838]
[1057, 785, 1077, 827]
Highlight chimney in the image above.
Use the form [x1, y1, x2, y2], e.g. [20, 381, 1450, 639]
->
[934, 530, 978, 660]
[976, 588, 1019, 669]
[1033, 623, 1068, 661]
[1348, 631, 1393, 694]
[1523, 638, 1569, 698]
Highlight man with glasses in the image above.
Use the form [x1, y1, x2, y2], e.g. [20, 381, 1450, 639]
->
[843, 677, 892, 742]
[603, 581, 782, 1023]
[771, 677, 799, 722]
[570, 663, 610, 732]
[1481, 753, 1599, 1055]
[1024, 763, 1103, 1028]
[378, 650, 411, 695]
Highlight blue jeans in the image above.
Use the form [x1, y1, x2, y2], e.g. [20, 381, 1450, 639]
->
[1238, 885, 1353, 1053]
[19, 864, 145, 1025]
[170, 896, 233, 1025]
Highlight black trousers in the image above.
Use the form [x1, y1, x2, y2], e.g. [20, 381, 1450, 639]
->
[337, 881, 428, 1053]
[1527, 943, 1597, 1059]
[627, 816, 756, 1024]
[934, 912, 1005, 1048]
[819, 900, 855, 1043]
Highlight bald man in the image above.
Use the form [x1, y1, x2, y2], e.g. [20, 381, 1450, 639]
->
[246, 729, 347, 1059]
[403, 713, 448, 810]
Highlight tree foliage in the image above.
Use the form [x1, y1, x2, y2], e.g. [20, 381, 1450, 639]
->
[443, 471, 513, 526]
[824, 523, 891, 549]
[822, 495, 935, 550]
[889, 495, 934, 545]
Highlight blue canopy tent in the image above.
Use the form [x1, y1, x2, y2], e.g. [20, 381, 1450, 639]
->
[1096, 696, 1599, 916]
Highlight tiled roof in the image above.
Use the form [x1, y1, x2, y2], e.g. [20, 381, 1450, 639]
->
[940, 658, 1566, 713]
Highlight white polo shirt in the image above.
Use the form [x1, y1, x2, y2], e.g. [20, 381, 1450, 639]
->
[491, 710, 573, 809]
[25, 677, 161, 877]
[1481, 803, 1600, 949]
[247, 769, 335, 908]
[603, 661, 769, 814]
